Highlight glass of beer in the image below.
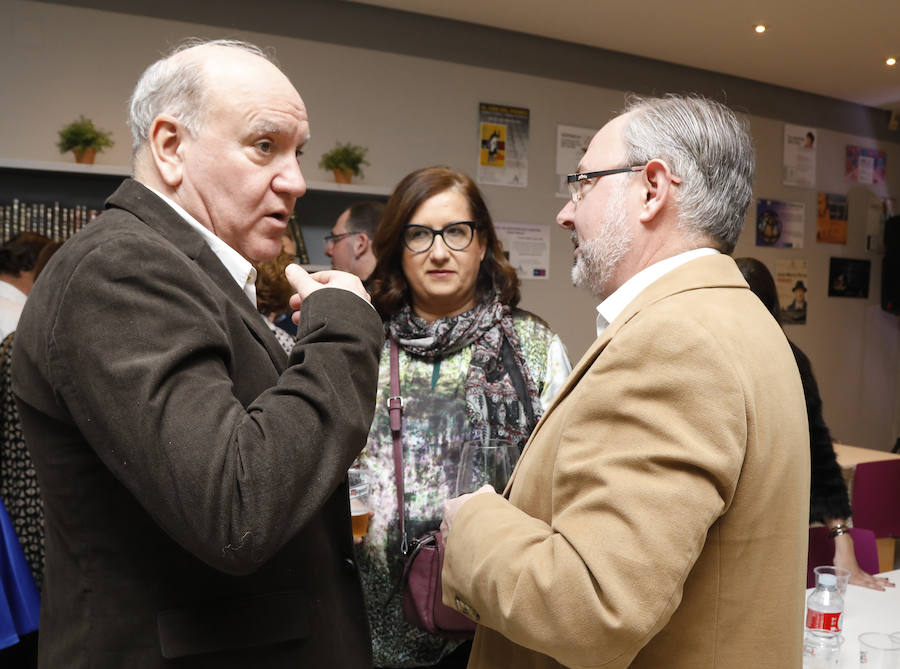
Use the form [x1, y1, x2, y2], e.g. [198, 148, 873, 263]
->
[348, 466, 370, 539]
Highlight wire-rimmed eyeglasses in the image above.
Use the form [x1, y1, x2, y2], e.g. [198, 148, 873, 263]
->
[402, 221, 478, 253]
[566, 165, 646, 205]
[323, 231, 361, 246]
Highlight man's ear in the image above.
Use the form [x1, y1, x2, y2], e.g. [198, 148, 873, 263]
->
[147, 114, 185, 188]
[354, 232, 370, 259]
[638, 159, 680, 224]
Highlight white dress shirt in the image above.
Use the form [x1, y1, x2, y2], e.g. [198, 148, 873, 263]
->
[145, 186, 258, 308]
[595, 248, 720, 338]
[0, 280, 28, 340]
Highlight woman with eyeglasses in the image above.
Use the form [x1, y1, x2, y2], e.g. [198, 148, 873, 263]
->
[355, 166, 571, 668]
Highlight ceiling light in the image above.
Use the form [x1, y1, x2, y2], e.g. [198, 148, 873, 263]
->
[888, 57, 897, 66]
[754, 25, 766, 34]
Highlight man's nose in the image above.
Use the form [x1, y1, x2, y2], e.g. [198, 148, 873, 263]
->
[556, 200, 575, 229]
[273, 157, 307, 199]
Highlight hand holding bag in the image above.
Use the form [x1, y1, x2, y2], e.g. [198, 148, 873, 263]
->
[389, 338, 476, 639]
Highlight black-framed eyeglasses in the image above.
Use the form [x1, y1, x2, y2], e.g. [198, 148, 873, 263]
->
[567, 165, 646, 204]
[323, 231, 360, 246]
[402, 221, 478, 253]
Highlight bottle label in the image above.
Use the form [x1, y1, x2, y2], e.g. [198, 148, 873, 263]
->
[805, 609, 842, 632]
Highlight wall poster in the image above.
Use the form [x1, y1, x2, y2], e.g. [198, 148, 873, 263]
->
[828, 258, 871, 298]
[477, 103, 529, 188]
[494, 221, 550, 280]
[755, 198, 805, 248]
[783, 124, 817, 188]
[816, 192, 848, 244]
[845, 145, 887, 185]
[775, 259, 809, 325]
[555, 124, 597, 198]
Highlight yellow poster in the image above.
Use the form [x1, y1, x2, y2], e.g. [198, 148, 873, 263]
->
[480, 123, 506, 167]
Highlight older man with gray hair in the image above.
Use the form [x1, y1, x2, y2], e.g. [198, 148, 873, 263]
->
[12, 39, 382, 667]
[441, 95, 809, 668]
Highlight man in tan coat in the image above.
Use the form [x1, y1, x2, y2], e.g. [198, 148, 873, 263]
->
[441, 95, 810, 668]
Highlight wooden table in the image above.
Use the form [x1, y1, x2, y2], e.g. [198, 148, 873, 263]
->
[833, 443, 900, 469]
[805, 569, 900, 667]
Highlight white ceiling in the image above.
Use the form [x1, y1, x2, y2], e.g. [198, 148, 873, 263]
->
[348, 0, 900, 111]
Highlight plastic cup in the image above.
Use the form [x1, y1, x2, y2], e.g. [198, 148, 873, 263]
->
[348, 467, 370, 539]
[815, 566, 852, 595]
[858, 632, 900, 667]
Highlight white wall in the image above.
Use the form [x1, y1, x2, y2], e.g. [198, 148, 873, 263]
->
[2, 0, 898, 450]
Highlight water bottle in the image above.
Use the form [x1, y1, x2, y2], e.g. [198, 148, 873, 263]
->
[803, 572, 843, 667]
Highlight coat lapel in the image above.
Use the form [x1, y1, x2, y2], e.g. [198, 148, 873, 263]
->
[504, 253, 748, 494]
[105, 179, 288, 372]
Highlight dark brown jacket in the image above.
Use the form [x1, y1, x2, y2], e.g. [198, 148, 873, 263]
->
[12, 179, 382, 668]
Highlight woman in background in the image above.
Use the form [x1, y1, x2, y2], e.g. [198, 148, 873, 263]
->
[357, 166, 571, 668]
[735, 257, 892, 590]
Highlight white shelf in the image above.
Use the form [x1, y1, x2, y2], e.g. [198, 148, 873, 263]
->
[302, 179, 392, 196]
[0, 159, 392, 196]
[0, 157, 132, 177]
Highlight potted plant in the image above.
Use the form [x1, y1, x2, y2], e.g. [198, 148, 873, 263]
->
[56, 115, 115, 164]
[318, 142, 369, 184]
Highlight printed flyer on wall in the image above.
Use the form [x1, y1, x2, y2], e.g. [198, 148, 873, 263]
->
[755, 199, 805, 248]
[775, 259, 808, 325]
[845, 145, 887, 185]
[783, 125, 817, 188]
[816, 192, 848, 244]
[828, 257, 870, 298]
[555, 124, 597, 197]
[494, 221, 550, 279]
[477, 103, 529, 188]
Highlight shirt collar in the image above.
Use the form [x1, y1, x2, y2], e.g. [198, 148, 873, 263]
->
[145, 186, 257, 308]
[595, 248, 720, 338]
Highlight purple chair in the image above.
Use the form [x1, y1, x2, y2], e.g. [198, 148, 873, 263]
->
[851, 459, 900, 538]
[806, 526, 880, 588]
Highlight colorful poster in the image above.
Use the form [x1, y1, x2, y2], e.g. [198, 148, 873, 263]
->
[555, 124, 597, 198]
[828, 258, 871, 298]
[845, 145, 887, 185]
[816, 192, 848, 244]
[755, 199, 805, 248]
[494, 221, 550, 280]
[783, 124, 817, 188]
[477, 103, 529, 188]
[775, 259, 808, 325]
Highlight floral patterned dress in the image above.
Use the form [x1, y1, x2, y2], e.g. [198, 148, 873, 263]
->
[356, 309, 570, 667]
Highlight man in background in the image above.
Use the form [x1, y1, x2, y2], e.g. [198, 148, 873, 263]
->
[324, 200, 383, 283]
[12, 39, 382, 668]
[442, 95, 810, 668]
[0, 232, 51, 339]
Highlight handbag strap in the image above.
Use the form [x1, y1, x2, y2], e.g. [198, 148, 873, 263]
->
[388, 338, 408, 554]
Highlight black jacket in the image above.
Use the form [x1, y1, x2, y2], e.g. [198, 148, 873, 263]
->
[791, 342, 852, 524]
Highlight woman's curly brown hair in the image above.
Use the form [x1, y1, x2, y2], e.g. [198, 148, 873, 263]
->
[368, 166, 519, 320]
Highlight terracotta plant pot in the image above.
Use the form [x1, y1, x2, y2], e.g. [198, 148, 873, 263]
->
[332, 168, 354, 184]
[73, 147, 97, 164]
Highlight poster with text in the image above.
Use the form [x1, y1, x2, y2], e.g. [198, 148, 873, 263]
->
[783, 125, 817, 188]
[755, 199, 805, 248]
[477, 103, 529, 188]
[494, 221, 550, 279]
[775, 259, 808, 325]
[845, 145, 887, 185]
[828, 257, 870, 298]
[816, 192, 848, 244]
[555, 124, 597, 197]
